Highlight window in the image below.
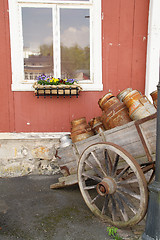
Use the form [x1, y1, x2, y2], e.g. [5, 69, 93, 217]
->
[8, 0, 102, 91]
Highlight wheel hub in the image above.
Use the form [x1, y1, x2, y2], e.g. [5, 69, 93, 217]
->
[96, 177, 117, 196]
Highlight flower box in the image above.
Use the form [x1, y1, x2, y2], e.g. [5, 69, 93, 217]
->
[33, 82, 82, 98]
[33, 75, 82, 98]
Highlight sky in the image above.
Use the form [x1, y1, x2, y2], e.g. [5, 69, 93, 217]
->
[22, 7, 90, 51]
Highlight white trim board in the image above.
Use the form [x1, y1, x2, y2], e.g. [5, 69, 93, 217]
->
[145, 0, 160, 99]
[0, 132, 70, 140]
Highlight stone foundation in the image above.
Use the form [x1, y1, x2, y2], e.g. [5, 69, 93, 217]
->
[0, 132, 69, 177]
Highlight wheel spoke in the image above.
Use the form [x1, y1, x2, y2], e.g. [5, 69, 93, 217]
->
[114, 194, 129, 222]
[116, 166, 130, 179]
[84, 185, 97, 190]
[111, 154, 119, 176]
[110, 195, 117, 221]
[82, 172, 102, 182]
[104, 150, 112, 175]
[91, 194, 100, 204]
[85, 159, 104, 178]
[90, 151, 107, 176]
[116, 192, 137, 215]
[101, 195, 110, 215]
[117, 177, 138, 185]
[117, 186, 141, 200]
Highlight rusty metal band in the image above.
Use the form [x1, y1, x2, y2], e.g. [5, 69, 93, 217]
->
[60, 166, 70, 176]
[103, 102, 124, 114]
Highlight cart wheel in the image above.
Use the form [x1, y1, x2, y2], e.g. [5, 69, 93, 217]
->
[78, 142, 148, 228]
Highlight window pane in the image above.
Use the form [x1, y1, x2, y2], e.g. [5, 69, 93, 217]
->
[22, 8, 53, 80]
[60, 9, 90, 80]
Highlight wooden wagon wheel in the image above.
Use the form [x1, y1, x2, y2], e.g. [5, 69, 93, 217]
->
[78, 142, 148, 228]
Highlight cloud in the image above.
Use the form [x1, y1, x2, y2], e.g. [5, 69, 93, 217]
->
[61, 26, 89, 48]
[44, 36, 53, 45]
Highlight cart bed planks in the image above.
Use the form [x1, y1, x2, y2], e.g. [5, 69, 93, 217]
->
[50, 113, 156, 189]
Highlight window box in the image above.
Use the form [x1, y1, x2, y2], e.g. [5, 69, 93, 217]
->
[33, 82, 82, 98]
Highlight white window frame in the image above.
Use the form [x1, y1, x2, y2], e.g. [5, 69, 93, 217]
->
[8, 0, 103, 92]
[145, 0, 160, 98]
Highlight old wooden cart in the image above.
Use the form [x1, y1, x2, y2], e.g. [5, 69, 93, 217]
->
[50, 113, 156, 228]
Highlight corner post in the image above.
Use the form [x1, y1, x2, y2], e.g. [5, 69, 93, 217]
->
[142, 55, 160, 240]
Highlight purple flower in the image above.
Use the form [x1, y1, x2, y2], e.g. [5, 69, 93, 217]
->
[66, 79, 74, 83]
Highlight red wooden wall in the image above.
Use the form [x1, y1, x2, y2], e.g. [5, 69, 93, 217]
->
[0, 0, 149, 132]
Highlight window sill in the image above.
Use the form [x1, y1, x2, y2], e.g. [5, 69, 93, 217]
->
[11, 83, 103, 92]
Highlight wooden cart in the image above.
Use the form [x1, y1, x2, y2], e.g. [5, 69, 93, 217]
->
[50, 113, 156, 228]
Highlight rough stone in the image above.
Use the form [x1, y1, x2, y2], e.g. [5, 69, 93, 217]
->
[0, 132, 68, 177]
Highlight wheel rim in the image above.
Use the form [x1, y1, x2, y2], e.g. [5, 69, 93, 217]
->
[78, 142, 148, 227]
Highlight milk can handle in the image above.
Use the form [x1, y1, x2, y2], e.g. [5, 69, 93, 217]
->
[139, 95, 151, 106]
[139, 98, 144, 105]
[143, 95, 152, 104]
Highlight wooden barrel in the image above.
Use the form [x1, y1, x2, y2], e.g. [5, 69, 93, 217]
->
[71, 117, 94, 142]
[88, 117, 105, 134]
[71, 117, 86, 127]
[71, 126, 92, 138]
[71, 131, 95, 143]
[101, 102, 132, 130]
[123, 90, 142, 108]
[117, 88, 132, 102]
[129, 97, 156, 120]
[150, 90, 157, 108]
[98, 96, 119, 112]
[98, 93, 116, 111]
[71, 122, 89, 133]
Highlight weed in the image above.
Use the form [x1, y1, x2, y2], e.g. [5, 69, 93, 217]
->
[107, 226, 123, 240]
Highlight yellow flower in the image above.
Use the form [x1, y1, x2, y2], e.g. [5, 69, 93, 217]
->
[54, 78, 59, 82]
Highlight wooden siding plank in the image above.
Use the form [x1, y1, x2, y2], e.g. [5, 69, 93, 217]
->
[68, 92, 102, 125]
[14, 92, 71, 132]
[131, 0, 150, 93]
[117, 0, 135, 92]
[4, 0, 15, 132]
[102, 0, 121, 93]
[0, 0, 14, 132]
[0, 0, 9, 130]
